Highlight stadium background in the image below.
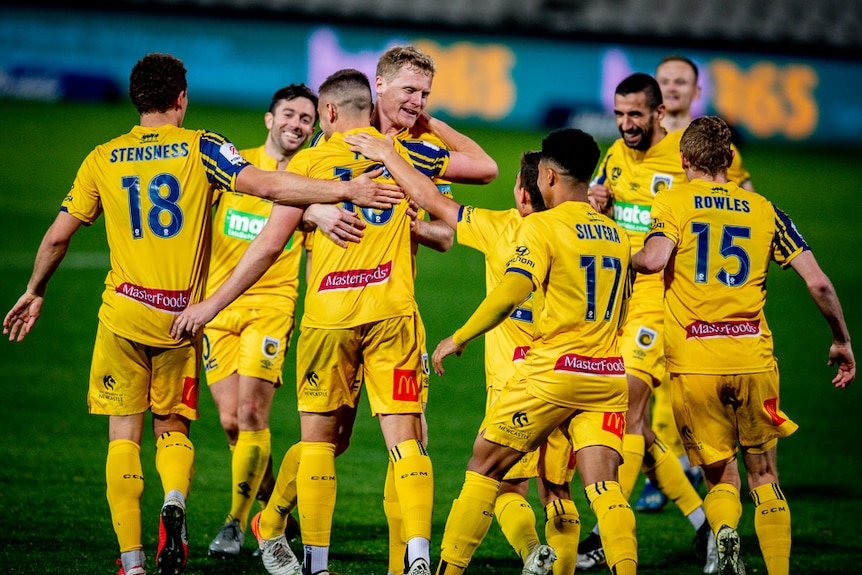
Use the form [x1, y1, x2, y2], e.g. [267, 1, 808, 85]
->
[0, 2, 860, 574]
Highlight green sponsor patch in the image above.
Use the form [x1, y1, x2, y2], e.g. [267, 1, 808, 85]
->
[613, 200, 651, 233]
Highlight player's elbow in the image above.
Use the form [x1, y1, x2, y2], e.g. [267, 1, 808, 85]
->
[475, 158, 499, 184]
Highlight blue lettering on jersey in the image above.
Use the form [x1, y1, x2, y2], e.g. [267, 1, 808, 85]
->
[110, 143, 190, 163]
[693, 195, 750, 213]
[575, 223, 621, 243]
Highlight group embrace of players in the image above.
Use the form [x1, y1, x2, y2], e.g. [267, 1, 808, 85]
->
[3, 46, 854, 575]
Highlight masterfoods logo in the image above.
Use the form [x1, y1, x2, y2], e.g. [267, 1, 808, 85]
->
[554, 353, 625, 375]
[116, 283, 190, 313]
[318, 261, 392, 292]
[685, 320, 761, 339]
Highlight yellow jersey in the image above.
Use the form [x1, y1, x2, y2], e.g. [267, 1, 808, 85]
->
[506, 201, 633, 410]
[207, 145, 304, 312]
[648, 178, 809, 374]
[289, 127, 449, 329]
[62, 124, 250, 347]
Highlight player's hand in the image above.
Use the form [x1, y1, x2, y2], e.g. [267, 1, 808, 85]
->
[431, 336, 464, 376]
[170, 301, 218, 341]
[588, 184, 613, 213]
[346, 167, 403, 209]
[828, 341, 855, 388]
[344, 132, 397, 162]
[305, 203, 365, 248]
[3, 292, 43, 342]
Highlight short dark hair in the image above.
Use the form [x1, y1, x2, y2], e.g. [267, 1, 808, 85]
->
[519, 151, 546, 211]
[318, 69, 373, 114]
[129, 53, 187, 115]
[540, 128, 600, 183]
[680, 116, 734, 176]
[616, 72, 663, 110]
[657, 55, 699, 83]
[270, 84, 318, 120]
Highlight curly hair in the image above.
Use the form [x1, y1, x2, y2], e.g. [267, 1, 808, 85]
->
[128, 53, 187, 115]
[680, 116, 734, 176]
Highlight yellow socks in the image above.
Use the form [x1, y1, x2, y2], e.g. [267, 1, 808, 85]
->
[259, 441, 302, 540]
[228, 428, 270, 530]
[106, 440, 144, 552]
[494, 491, 539, 561]
[296, 441, 336, 547]
[618, 434, 645, 500]
[384, 460, 406, 575]
[544, 498, 580, 575]
[751, 483, 791, 575]
[646, 438, 702, 516]
[585, 481, 637, 572]
[390, 439, 434, 542]
[704, 483, 742, 533]
[438, 471, 500, 572]
[155, 431, 194, 500]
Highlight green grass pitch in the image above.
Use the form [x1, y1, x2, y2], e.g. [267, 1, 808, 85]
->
[0, 98, 859, 574]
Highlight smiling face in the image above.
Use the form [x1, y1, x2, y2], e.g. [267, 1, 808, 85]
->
[614, 91, 664, 151]
[656, 59, 700, 117]
[375, 64, 433, 133]
[265, 96, 317, 155]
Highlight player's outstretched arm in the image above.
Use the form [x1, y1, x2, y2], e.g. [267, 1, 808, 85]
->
[432, 272, 533, 376]
[344, 132, 462, 229]
[237, 166, 403, 210]
[789, 250, 855, 388]
[170, 204, 304, 341]
[4, 212, 82, 342]
[418, 112, 498, 184]
[632, 235, 675, 274]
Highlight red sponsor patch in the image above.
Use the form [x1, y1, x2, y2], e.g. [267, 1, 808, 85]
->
[554, 354, 625, 375]
[182, 376, 199, 409]
[392, 369, 419, 402]
[116, 283, 190, 313]
[763, 397, 786, 425]
[602, 412, 626, 439]
[318, 261, 392, 292]
[685, 319, 761, 339]
[512, 346, 529, 362]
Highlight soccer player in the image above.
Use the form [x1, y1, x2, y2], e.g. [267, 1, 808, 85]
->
[205, 84, 318, 559]
[637, 56, 756, 514]
[580, 73, 717, 573]
[172, 68, 455, 575]
[2, 53, 401, 575]
[632, 115, 855, 575]
[426, 127, 636, 575]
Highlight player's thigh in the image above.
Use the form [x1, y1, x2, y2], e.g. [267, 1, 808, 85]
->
[362, 315, 424, 416]
[296, 326, 361, 412]
[669, 373, 736, 467]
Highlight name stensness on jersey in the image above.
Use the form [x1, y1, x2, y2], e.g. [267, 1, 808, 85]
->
[110, 142, 190, 162]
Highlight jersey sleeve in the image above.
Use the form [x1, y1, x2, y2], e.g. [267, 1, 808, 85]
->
[198, 131, 251, 190]
[645, 190, 680, 245]
[771, 205, 810, 268]
[62, 149, 104, 225]
[397, 139, 450, 180]
[456, 206, 509, 255]
[505, 216, 547, 291]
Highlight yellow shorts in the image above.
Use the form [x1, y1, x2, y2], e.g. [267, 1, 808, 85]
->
[202, 307, 294, 386]
[296, 314, 424, 415]
[483, 376, 625, 458]
[669, 361, 799, 467]
[88, 322, 201, 419]
[619, 304, 665, 387]
[416, 310, 430, 404]
[485, 385, 575, 484]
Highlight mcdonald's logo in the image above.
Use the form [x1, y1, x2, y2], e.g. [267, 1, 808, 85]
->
[182, 376, 199, 410]
[392, 369, 419, 402]
[602, 412, 625, 439]
[763, 397, 786, 426]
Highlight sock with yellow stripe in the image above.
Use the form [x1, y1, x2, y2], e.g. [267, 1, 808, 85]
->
[296, 442, 336, 547]
[585, 481, 637, 574]
[751, 483, 791, 575]
[494, 491, 539, 562]
[106, 440, 144, 553]
[646, 438, 703, 518]
[384, 460, 406, 575]
[619, 434, 646, 500]
[155, 431, 194, 499]
[544, 498, 580, 575]
[227, 428, 270, 531]
[703, 483, 742, 533]
[438, 471, 500, 573]
[391, 439, 434, 565]
[259, 441, 301, 540]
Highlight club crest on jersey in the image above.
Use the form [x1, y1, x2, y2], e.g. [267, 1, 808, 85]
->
[651, 173, 673, 195]
[636, 326, 658, 349]
[262, 336, 280, 359]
